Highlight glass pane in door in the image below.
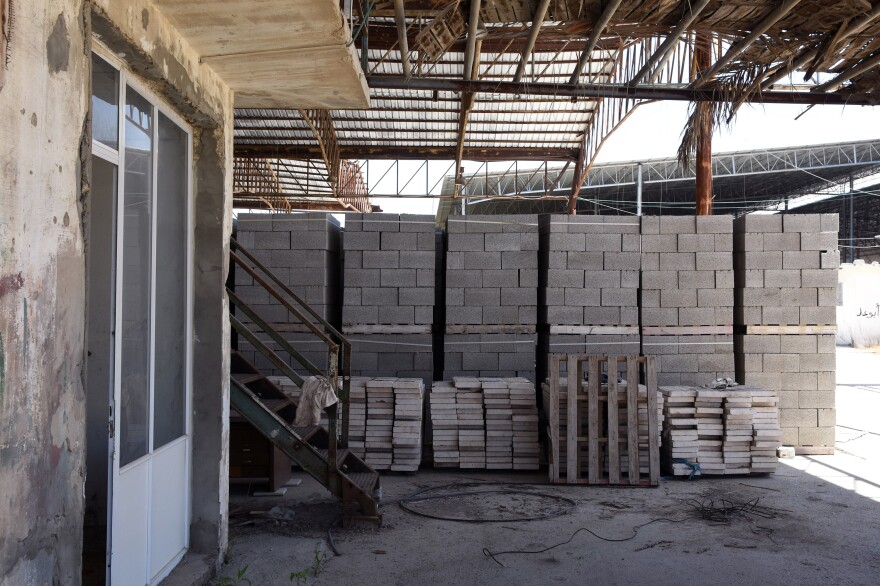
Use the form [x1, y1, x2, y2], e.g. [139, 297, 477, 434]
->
[153, 113, 188, 449]
[119, 87, 153, 467]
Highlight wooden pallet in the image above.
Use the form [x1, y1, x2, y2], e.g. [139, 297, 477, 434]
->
[545, 355, 660, 486]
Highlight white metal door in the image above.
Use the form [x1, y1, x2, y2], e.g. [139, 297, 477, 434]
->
[94, 51, 193, 586]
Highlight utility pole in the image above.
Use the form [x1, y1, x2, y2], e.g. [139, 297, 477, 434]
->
[695, 33, 713, 216]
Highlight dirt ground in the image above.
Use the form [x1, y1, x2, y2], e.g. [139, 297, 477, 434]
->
[211, 347, 880, 586]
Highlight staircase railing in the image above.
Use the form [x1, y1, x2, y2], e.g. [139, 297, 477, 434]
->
[228, 237, 353, 447]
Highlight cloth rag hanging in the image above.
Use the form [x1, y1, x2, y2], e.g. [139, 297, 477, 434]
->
[293, 376, 339, 427]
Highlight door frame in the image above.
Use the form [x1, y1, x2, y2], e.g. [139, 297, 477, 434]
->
[92, 42, 195, 586]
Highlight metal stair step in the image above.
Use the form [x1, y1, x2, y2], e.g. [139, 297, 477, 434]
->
[232, 373, 265, 385]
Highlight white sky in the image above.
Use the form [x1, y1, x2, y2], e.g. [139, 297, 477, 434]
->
[369, 101, 880, 217]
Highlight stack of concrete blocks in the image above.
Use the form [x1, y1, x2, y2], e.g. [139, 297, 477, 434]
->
[343, 213, 435, 385]
[538, 215, 641, 377]
[235, 213, 341, 376]
[733, 213, 839, 452]
[444, 215, 539, 381]
[641, 216, 735, 386]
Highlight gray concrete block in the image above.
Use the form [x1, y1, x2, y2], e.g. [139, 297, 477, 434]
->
[446, 270, 482, 288]
[417, 269, 434, 287]
[641, 252, 659, 271]
[380, 269, 417, 287]
[518, 306, 537, 325]
[548, 251, 568, 269]
[415, 306, 433, 325]
[253, 231, 290, 250]
[641, 307, 678, 326]
[363, 251, 399, 269]
[714, 233, 733, 252]
[738, 214, 782, 233]
[399, 288, 434, 306]
[641, 289, 660, 307]
[817, 287, 837, 307]
[345, 231, 380, 251]
[362, 213, 400, 232]
[659, 252, 695, 271]
[399, 214, 435, 232]
[742, 269, 764, 288]
[447, 306, 482, 324]
[801, 269, 837, 288]
[548, 306, 586, 325]
[622, 234, 641, 252]
[378, 305, 415, 324]
[601, 288, 637, 307]
[696, 215, 733, 234]
[463, 251, 502, 270]
[820, 214, 839, 232]
[448, 233, 484, 251]
[820, 250, 840, 270]
[446, 287, 464, 305]
[641, 216, 660, 235]
[740, 334, 781, 353]
[482, 270, 519, 288]
[344, 305, 377, 324]
[695, 251, 731, 271]
[678, 307, 716, 326]
[697, 288, 733, 308]
[678, 233, 715, 253]
[781, 287, 818, 307]
[549, 233, 585, 251]
[381, 232, 418, 251]
[799, 306, 836, 325]
[344, 288, 361, 306]
[545, 287, 565, 305]
[585, 270, 621, 289]
[764, 269, 802, 288]
[678, 270, 714, 290]
[342, 269, 376, 288]
[660, 289, 698, 308]
[621, 270, 639, 288]
[583, 234, 621, 252]
[604, 252, 641, 270]
[783, 214, 821, 233]
[502, 287, 537, 306]
[485, 233, 524, 251]
[465, 287, 500, 306]
[660, 216, 696, 234]
[762, 306, 800, 325]
[547, 269, 584, 288]
[502, 250, 538, 269]
[483, 306, 520, 324]
[417, 232, 435, 251]
[362, 287, 398, 306]
[800, 231, 838, 251]
[564, 288, 601, 307]
[743, 251, 782, 270]
[763, 232, 801, 251]
[399, 250, 434, 269]
[798, 391, 835, 409]
[642, 234, 678, 253]
[567, 251, 604, 270]
[782, 251, 820, 270]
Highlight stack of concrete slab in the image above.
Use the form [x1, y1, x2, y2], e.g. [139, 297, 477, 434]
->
[733, 213, 839, 451]
[364, 378, 394, 470]
[429, 377, 540, 469]
[343, 213, 436, 385]
[641, 216, 735, 386]
[660, 386, 782, 475]
[235, 213, 341, 375]
[539, 215, 641, 377]
[445, 215, 539, 380]
[391, 378, 425, 472]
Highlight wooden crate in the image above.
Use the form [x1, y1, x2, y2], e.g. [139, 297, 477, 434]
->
[545, 355, 660, 486]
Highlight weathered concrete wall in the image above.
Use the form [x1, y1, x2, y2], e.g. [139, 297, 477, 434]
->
[837, 261, 880, 348]
[0, 1, 89, 582]
[1, 0, 235, 581]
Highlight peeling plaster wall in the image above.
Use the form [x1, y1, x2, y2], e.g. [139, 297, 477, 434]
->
[0, 1, 89, 583]
[1, 0, 234, 580]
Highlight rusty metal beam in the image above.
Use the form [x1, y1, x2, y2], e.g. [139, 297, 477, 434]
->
[392, 0, 411, 78]
[513, 0, 551, 83]
[569, 0, 622, 84]
[366, 75, 877, 105]
[298, 109, 341, 192]
[695, 33, 713, 216]
[235, 144, 579, 161]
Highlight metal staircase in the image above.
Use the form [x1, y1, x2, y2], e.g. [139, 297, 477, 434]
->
[228, 237, 381, 526]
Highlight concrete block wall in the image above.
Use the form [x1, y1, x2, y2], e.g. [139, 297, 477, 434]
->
[733, 213, 839, 450]
[445, 215, 539, 380]
[539, 215, 641, 327]
[343, 214, 436, 384]
[343, 213, 435, 328]
[640, 215, 735, 386]
[235, 213, 342, 376]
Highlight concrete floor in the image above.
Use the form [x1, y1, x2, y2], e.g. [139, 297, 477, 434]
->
[209, 347, 880, 586]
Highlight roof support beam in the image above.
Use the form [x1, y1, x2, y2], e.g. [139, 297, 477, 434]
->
[513, 0, 552, 83]
[298, 109, 341, 194]
[694, 0, 802, 86]
[366, 75, 876, 105]
[463, 0, 481, 81]
[569, 0, 622, 84]
[235, 145, 580, 161]
[814, 50, 880, 94]
[392, 0, 411, 78]
[628, 0, 711, 86]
